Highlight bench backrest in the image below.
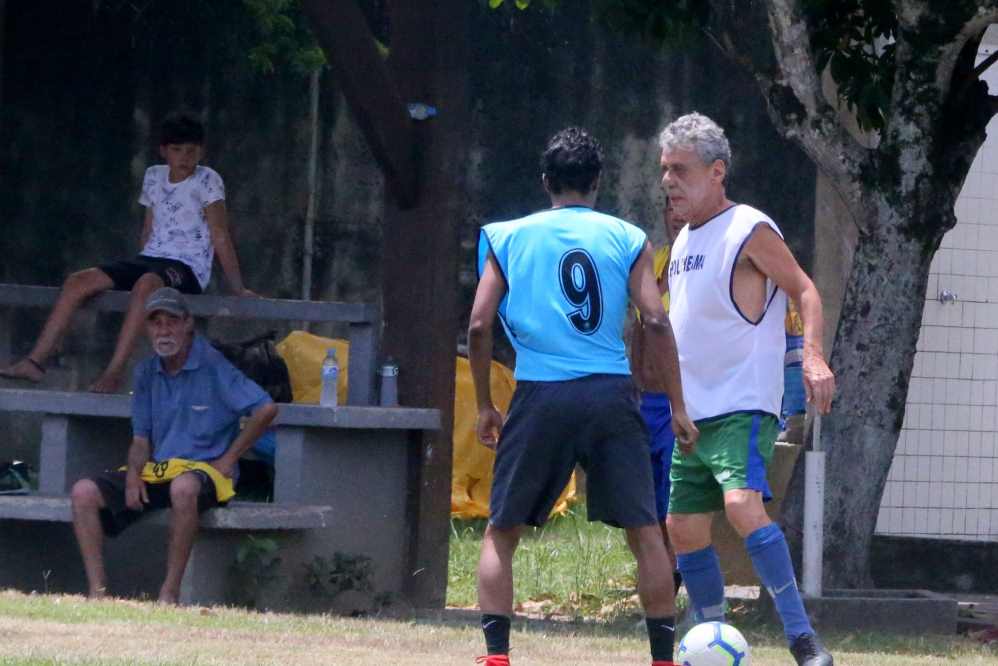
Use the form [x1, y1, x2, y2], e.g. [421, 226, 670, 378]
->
[0, 283, 380, 405]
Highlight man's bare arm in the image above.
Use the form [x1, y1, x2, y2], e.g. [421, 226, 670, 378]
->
[212, 402, 279, 478]
[628, 242, 698, 450]
[125, 436, 151, 510]
[467, 253, 507, 448]
[139, 209, 153, 249]
[126, 436, 151, 477]
[744, 225, 835, 413]
[628, 243, 683, 407]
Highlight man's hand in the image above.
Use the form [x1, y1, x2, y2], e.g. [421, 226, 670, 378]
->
[125, 473, 148, 511]
[209, 457, 237, 479]
[671, 408, 699, 456]
[803, 349, 835, 415]
[232, 287, 259, 298]
[476, 406, 503, 450]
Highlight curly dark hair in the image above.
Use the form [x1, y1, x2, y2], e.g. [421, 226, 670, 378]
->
[160, 111, 205, 146]
[541, 127, 603, 195]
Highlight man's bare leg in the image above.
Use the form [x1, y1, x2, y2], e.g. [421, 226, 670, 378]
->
[477, 524, 521, 659]
[477, 523, 521, 615]
[159, 472, 202, 604]
[70, 478, 109, 598]
[626, 524, 677, 617]
[90, 272, 165, 393]
[627, 524, 679, 664]
[1, 269, 113, 381]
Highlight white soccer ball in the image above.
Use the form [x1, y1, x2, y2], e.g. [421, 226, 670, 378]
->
[677, 621, 751, 666]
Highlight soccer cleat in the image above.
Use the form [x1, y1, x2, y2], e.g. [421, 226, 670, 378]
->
[475, 656, 510, 666]
[790, 633, 834, 665]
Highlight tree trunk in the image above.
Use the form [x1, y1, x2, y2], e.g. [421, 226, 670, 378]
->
[782, 212, 938, 587]
[771, 4, 998, 590]
[0, 0, 5, 114]
[302, 0, 468, 608]
[384, 1, 468, 608]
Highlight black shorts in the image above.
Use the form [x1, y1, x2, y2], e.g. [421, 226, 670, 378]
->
[91, 469, 220, 537]
[489, 374, 658, 529]
[98, 255, 202, 294]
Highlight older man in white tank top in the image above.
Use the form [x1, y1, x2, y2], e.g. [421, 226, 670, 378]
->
[660, 113, 835, 666]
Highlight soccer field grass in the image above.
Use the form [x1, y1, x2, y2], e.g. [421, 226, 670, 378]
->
[1, 590, 997, 665]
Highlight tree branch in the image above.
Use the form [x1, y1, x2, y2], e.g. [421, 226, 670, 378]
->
[300, 0, 417, 207]
[974, 49, 998, 78]
[761, 0, 869, 178]
[705, 0, 875, 231]
[898, 2, 998, 105]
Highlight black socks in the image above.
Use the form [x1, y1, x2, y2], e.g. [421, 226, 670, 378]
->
[646, 616, 676, 662]
[481, 613, 511, 655]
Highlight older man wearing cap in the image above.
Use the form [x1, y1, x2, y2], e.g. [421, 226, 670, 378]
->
[70, 287, 278, 603]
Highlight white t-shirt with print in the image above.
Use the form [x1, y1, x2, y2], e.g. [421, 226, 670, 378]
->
[139, 165, 225, 290]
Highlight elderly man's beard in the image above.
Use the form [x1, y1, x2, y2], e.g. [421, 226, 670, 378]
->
[153, 336, 182, 358]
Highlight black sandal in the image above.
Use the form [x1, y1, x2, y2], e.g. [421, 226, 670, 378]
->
[0, 357, 45, 379]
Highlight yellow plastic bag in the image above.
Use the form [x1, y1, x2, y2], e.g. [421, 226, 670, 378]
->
[275, 331, 349, 405]
[275, 331, 576, 519]
[451, 356, 577, 519]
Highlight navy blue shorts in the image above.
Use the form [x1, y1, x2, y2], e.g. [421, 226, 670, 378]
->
[92, 469, 220, 537]
[489, 374, 658, 529]
[99, 255, 202, 295]
[640, 391, 674, 522]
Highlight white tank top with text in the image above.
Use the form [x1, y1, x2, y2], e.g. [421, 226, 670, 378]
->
[667, 204, 787, 421]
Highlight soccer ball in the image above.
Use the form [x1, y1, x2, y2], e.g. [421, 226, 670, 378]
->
[677, 621, 751, 666]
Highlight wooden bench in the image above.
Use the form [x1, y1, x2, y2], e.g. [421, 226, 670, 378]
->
[0, 283, 380, 405]
[0, 388, 440, 608]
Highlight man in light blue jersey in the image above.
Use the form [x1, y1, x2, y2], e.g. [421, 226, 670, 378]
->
[468, 127, 698, 666]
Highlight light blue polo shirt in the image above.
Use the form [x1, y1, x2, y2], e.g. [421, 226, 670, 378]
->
[131, 334, 273, 464]
[478, 206, 646, 381]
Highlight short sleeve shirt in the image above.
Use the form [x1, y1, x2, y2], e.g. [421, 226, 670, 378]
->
[139, 165, 224, 290]
[131, 335, 272, 464]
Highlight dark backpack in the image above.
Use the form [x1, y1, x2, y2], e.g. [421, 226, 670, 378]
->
[211, 332, 293, 403]
[0, 461, 35, 495]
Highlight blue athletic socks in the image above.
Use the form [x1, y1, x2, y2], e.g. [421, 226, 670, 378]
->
[745, 523, 814, 643]
[481, 613, 511, 655]
[676, 546, 726, 622]
[646, 616, 676, 662]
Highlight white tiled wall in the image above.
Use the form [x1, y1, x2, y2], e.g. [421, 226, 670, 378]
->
[878, 41, 998, 539]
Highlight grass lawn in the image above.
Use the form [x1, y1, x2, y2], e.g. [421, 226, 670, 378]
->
[1, 508, 996, 664]
[0, 590, 996, 665]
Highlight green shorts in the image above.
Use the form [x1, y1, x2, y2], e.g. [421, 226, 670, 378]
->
[668, 411, 779, 514]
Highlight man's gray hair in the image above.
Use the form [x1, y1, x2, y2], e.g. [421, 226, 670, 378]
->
[658, 112, 732, 172]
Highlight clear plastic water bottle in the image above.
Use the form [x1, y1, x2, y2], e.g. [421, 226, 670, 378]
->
[379, 359, 399, 407]
[319, 348, 339, 408]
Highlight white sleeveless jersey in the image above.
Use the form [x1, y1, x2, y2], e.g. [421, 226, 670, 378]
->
[667, 204, 787, 421]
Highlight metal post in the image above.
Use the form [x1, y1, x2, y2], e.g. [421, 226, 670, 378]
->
[802, 412, 825, 598]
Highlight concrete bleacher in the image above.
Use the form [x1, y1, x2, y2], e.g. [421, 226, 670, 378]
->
[0, 285, 441, 610]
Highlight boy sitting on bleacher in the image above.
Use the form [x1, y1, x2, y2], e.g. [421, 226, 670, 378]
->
[1, 112, 255, 393]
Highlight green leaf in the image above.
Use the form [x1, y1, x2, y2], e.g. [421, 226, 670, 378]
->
[515, 0, 530, 9]
[489, 0, 504, 8]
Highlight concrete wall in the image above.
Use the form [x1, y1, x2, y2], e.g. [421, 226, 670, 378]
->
[0, 2, 815, 455]
[879, 31, 998, 541]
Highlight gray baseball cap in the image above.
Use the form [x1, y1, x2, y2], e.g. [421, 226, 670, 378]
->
[144, 287, 190, 318]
